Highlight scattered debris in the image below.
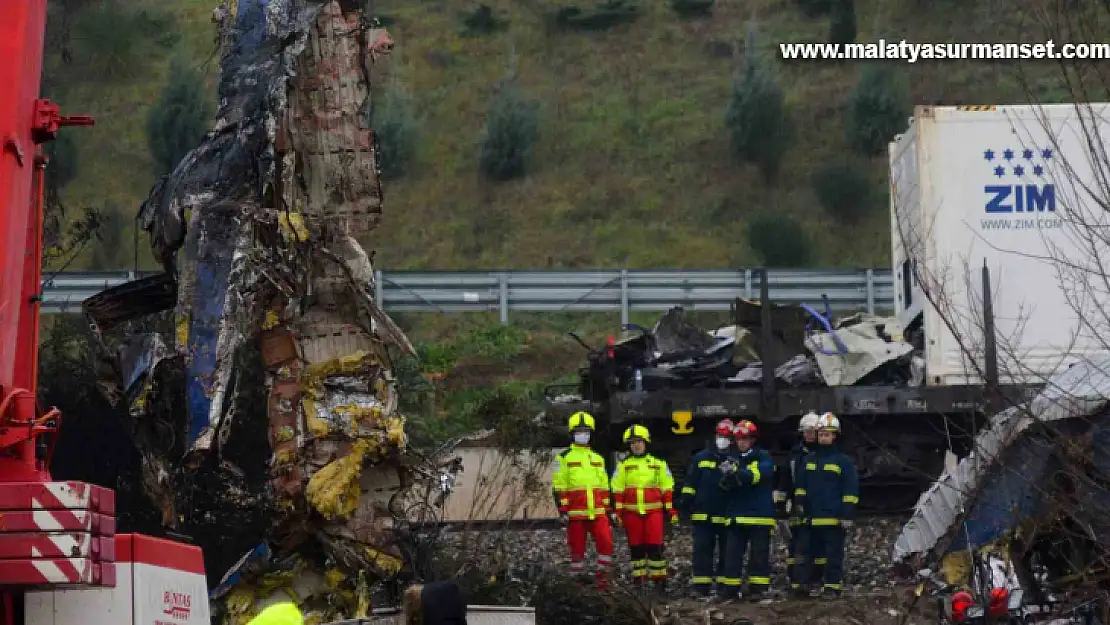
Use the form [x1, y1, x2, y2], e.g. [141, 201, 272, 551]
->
[893, 355, 1110, 621]
[579, 304, 921, 395]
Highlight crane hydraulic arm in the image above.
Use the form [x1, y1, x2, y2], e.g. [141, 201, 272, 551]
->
[0, 0, 121, 598]
[0, 0, 93, 481]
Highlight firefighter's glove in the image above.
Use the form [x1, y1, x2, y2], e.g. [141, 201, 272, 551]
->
[839, 519, 854, 530]
[559, 513, 569, 526]
[669, 512, 679, 526]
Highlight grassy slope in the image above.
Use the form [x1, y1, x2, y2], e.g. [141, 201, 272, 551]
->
[46, 0, 218, 271]
[367, 0, 1082, 270]
[44, 0, 1101, 426]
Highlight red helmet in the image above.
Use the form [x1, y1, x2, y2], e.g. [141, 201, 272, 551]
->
[733, 420, 758, 439]
[714, 419, 735, 437]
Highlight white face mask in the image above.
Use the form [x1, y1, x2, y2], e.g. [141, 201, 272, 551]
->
[715, 436, 732, 451]
[573, 431, 591, 445]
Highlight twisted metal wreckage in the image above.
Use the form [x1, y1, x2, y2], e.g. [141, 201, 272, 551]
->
[893, 355, 1110, 613]
[81, 0, 454, 622]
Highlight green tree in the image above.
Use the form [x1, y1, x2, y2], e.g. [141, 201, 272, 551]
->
[724, 29, 792, 183]
[793, 0, 831, 17]
[828, 0, 857, 45]
[88, 209, 127, 270]
[745, 212, 811, 267]
[147, 57, 212, 176]
[847, 65, 909, 156]
[372, 84, 420, 180]
[811, 161, 872, 222]
[44, 132, 79, 190]
[478, 73, 541, 181]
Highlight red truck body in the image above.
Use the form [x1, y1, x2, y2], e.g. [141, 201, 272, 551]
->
[0, 5, 206, 625]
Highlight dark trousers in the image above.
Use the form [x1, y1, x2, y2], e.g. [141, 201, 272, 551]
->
[723, 524, 772, 595]
[786, 521, 803, 588]
[796, 526, 845, 591]
[691, 522, 728, 594]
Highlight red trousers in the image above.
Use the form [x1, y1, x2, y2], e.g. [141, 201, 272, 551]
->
[622, 511, 667, 581]
[566, 516, 614, 583]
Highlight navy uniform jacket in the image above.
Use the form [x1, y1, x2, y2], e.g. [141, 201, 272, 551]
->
[794, 444, 859, 526]
[678, 446, 736, 524]
[774, 441, 810, 515]
[720, 446, 776, 525]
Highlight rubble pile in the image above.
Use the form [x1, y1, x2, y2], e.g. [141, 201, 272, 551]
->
[575, 304, 923, 396]
[79, 0, 449, 623]
[435, 518, 910, 601]
[532, 573, 655, 625]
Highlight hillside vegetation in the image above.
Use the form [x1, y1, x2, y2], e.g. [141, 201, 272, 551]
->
[45, 0, 1085, 273]
[38, 0, 1099, 443]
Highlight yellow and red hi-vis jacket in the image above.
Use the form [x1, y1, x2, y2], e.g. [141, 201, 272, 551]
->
[610, 453, 676, 517]
[552, 445, 611, 520]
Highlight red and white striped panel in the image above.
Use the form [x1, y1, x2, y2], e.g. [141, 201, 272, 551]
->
[0, 510, 114, 535]
[0, 482, 115, 514]
[0, 556, 116, 586]
[0, 532, 114, 560]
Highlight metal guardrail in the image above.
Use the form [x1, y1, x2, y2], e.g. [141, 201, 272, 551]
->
[40, 268, 895, 322]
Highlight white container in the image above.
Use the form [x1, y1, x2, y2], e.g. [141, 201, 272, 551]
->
[889, 104, 1110, 386]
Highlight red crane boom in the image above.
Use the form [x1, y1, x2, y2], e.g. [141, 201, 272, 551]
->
[0, 0, 117, 603]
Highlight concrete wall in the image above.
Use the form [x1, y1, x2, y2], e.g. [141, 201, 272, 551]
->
[438, 447, 559, 522]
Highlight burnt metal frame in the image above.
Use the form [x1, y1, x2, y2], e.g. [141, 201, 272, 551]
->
[605, 266, 1042, 428]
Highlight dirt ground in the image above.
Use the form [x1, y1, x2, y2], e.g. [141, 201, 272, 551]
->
[655, 588, 937, 625]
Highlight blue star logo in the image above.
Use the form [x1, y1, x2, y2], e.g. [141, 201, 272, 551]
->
[1023, 149, 1034, 160]
[1041, 148, 1053, 159]
[994, 165, 1005, 178]
[1014, 165, 1025, 176]
[984, 149, 995, 161]
[1033, 164, 1044, 176]
[1003, 149, 1015, 160]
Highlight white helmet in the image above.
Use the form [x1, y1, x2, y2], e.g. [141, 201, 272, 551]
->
[816, 412, 841, 432]
[799, 412, 820, 432]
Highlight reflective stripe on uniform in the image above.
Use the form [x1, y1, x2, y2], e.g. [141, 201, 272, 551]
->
[698, 460, 717, 468]
[795, 488, 807, 496]
[733, 516, 775, 526]
[681, 486, 696, 495]
[823, 464, 841, 474]
[717, 577, 742, 586]
[747, 461, 761, 485]
[843, 495, 859, 504]
[811, 517, 839, 526]
[748, 576, 771, 585]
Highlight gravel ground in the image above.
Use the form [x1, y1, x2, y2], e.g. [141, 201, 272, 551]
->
[439, 517, 912, 600]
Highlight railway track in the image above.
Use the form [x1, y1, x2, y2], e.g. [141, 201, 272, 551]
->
[419, 508, 911, 533]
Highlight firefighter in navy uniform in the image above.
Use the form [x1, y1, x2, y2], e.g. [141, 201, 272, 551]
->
[678, 419, 737, 600]
[719, 420, 776, 601]
[793, 412, 860, 599]
[773, 411, 819, 594]
[551, 411, 617, 589]
[610, 425, 678, 595]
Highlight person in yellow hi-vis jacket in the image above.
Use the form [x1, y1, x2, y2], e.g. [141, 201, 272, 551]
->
[247, 602, 303, 625]
[610, 424, 678, 596]
[552, 411, 616, 589]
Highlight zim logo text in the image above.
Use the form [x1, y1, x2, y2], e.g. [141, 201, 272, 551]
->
[980, 147, 1063, 230]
